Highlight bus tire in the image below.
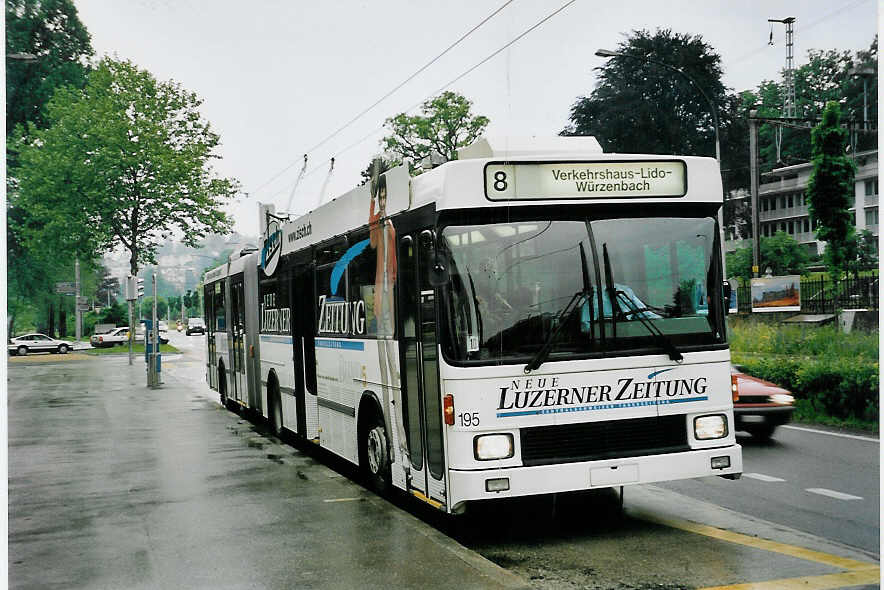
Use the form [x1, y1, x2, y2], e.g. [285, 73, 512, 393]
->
[218, 360, 228, 407]
[268, 375, 283, 436]
[360, 413, 391, 495]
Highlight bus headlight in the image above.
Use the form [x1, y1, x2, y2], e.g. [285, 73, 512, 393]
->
[694, 414, 728, 440]
[474, 433, 514, 460]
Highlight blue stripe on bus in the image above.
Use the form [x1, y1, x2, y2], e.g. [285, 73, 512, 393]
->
[260, 335, 293, 344]
[315, 339, 365, 351]
[496, 396, 709, 418]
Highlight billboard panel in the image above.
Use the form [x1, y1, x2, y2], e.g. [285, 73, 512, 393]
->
[751, 275, 800, 312]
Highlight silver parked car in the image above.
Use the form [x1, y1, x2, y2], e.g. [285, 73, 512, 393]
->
[9, 333, 75, 356]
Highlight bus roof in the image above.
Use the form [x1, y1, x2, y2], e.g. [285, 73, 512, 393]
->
[205, 136, 723, 282]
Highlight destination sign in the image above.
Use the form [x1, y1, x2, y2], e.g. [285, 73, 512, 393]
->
[484, 160, 687, 200]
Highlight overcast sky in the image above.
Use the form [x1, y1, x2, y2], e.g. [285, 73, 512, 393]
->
[74, 0, 878, 238]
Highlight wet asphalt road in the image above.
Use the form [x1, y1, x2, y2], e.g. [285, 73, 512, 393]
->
[7, 345, 523, 590]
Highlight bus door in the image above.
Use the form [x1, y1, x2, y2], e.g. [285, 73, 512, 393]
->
[398, 230, 446, 505]
[230, 276, 247, 404]
[290, 263, 313, 436]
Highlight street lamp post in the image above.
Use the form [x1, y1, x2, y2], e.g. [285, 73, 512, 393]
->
[595, 48, 726, 277]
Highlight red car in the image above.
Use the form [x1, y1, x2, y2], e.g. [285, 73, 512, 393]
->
[731, 365, 795, 439]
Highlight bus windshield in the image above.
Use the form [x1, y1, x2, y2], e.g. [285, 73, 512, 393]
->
[440, 216, 725, 364]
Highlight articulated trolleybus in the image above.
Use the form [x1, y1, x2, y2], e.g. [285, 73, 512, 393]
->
[204, 136, 742, 514]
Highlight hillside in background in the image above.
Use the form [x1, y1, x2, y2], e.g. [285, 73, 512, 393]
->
[103, 233, 258, 299]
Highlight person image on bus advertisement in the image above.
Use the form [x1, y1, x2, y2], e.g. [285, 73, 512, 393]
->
[368, 173, 408, 463]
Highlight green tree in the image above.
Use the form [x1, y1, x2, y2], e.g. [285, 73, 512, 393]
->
[726, 231, 809, 280]
[5, 0, 93, 135]
[14, 57, 240, 277]
[562, 30, 730, 162]
[562, 29, 751, 240]
[806, 102, 856, 275]
[847, 229, 878, 279]
[383, 91, 489, 173]
[6, 0, 95, 336]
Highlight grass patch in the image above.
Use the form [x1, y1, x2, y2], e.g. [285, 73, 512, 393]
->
[729, 317, 879, 430]
[85, 343, 180, 355]
[792, 399, 879, 432]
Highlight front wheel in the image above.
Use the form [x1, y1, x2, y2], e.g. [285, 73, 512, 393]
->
[747, 424, 776, 440]
[361, 419, 391, 494]
[58, 344, 69, 354]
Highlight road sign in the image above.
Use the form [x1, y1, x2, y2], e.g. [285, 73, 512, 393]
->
[55, 282, 76, 295]
[76, 296, 90, 312]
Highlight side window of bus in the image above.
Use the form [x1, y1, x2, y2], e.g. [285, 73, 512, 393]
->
[214, 282, 226, 331]
[347, 231, 376, 338]
[315, 239, 348, 336]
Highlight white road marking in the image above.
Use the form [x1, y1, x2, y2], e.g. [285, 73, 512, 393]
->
[323, 497, 363, 503]
[782, 425, 879, 443]
[805, 488, 863, 501]
[743, 472, 786, 482]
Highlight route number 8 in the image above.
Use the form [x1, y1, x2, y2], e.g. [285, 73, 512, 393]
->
[493, 171, 508, 191]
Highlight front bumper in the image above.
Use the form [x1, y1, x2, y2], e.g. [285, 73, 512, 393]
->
[448, 444, 742, 510]
[734, 405, 794, 427]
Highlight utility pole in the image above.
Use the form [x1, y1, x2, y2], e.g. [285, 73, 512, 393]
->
[769, 17, 796, 163]
[75, 258, 81, 342]
[749, 111, 761, 278]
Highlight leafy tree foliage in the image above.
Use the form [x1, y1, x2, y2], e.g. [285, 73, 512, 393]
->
[562, 30, 729, 160]
[726, 231, 810, 280]
[6, 0, 95, 335]
[847, 229, 878, 279]
[806, 102, 856, 275]
[562, 29, 752, 239]
[383, 91, 489, 172]
[14, 58, 240, 277]
[5, 0, 93, 134]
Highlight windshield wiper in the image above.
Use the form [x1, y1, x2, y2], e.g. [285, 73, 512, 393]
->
[524, 290, 585, 373]
[615, 290, 683, 362]
[601, 242, 682, 363]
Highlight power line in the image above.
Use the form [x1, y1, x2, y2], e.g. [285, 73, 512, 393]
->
[249, 1, 515, 197]
[279, 0, 580, 210]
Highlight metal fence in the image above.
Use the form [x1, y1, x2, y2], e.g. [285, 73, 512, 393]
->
[735, 275, 879, 314]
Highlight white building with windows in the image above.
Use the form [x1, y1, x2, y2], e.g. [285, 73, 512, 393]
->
[726, 150, 878, 256]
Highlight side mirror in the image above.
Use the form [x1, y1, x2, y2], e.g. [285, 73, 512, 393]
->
[428, 261, 449, 287]
[421, 229, 450, 287]
[722, 281, 732, 315]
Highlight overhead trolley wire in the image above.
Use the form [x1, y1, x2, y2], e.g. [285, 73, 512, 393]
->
[249, 0, 515, 198]
[294, 0, 580, 179]
[274, 0, 579, 213]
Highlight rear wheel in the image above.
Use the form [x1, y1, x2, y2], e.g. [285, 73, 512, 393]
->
[218, 361, 228, 407]
[268, 378, 283, 435]
[361, 415, 391, 494]
[17, 346, 27, 356]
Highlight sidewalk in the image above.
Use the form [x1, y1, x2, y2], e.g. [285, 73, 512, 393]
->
[8, 355, 527, 590]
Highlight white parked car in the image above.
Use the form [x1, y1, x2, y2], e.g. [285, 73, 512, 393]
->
[90, 327, 130, 348]
[8, 333, 75, 356]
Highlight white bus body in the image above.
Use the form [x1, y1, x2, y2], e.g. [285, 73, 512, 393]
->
[204, 136, 742, 513]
